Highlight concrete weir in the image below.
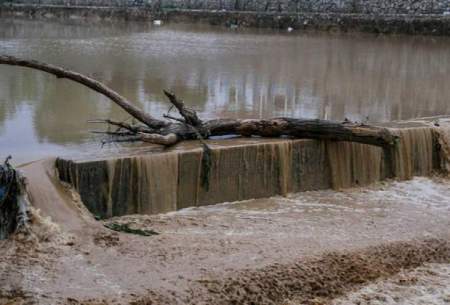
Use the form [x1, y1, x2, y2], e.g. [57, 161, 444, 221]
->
[56, 120, 449, 219]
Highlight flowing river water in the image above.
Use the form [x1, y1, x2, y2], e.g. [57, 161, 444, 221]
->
[0, 17, 450, 305]
[1, 18, 450, 164]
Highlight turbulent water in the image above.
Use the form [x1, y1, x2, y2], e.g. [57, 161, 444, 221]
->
[331, 263, 450, 305]
[175, 176, 450, 305]
[1, 19, 450, 163]
[1, 17, 450, 305]
[1, 159, 448, 304]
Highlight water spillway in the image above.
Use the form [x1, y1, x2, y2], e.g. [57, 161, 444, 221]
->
[55, 120, 450, 219]
[3, 120, 450, 304]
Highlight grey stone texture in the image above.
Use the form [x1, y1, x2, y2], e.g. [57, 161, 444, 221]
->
[159, 0, 450, 14]
[4, 0, 450, 15]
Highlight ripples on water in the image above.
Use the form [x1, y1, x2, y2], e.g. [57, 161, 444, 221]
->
[1, 19, 450, 163]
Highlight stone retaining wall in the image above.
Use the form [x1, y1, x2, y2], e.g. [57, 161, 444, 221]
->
[3, 0, 450, 14]
[2, 4, 450, 35]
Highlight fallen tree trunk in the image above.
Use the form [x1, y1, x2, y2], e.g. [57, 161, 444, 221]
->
[204, 118, 396, 148]
[0, 55, 398, 149]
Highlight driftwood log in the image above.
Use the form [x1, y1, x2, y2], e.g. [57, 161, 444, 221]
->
[0, 55, 397, 149]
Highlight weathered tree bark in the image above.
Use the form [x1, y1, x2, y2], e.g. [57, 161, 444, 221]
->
[204, 118, 396, 148]
[0, 55, 398, 149]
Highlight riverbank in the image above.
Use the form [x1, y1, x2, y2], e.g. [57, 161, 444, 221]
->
[1, 4, 450, 35]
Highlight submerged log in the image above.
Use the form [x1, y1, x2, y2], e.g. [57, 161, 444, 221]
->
[0, 55, 397, 149]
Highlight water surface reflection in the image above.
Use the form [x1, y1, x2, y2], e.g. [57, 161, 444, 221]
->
[1, 18, 450, 163]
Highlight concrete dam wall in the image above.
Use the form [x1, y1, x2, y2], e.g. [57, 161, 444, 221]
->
[56, 123, 448, 219]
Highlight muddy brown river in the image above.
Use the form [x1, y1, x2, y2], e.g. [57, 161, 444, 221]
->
[1, 18, 450, 163]
[0, 17, 450, 305]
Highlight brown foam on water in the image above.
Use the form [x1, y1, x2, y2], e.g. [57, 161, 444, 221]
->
[330, 263, 450, 305]
[433, 121, 450, 174]
[191, 238, 450, 305]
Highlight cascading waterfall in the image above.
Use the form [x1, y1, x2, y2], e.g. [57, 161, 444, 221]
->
[276, 141, 293, 196]
[57, 125, 447, 218]
[326, 142, 383, 189]
[106, 158, 116, 218]
[196, 142, 290, 204]
[105, 153, 179, 217]
[391, 127, 435, 180]
[135, 153, 178, 215]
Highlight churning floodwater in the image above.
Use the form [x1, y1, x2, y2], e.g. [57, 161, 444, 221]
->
[331, 263, 450, 305]
[1, 18, 450, 163]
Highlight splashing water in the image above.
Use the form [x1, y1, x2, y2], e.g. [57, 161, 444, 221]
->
[434, 120, 450, 174]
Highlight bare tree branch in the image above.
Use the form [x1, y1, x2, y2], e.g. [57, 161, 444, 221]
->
[0, 55, 167, 129]
[163, 90, 202, 127]
[0, 55, 398, 150]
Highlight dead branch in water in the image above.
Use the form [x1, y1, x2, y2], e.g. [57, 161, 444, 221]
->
[0, 55, 398, 149]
